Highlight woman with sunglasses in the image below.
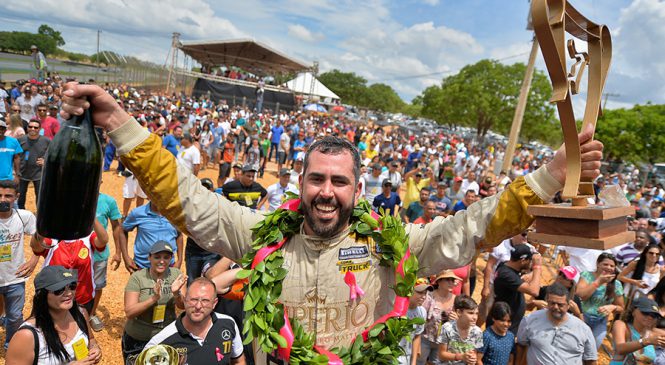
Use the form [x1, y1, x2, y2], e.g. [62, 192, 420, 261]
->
[576, 252, 625, 349]
[619, 244, 665, 299]
[610, 297, 665, 365]
[121, 241, 186, 361]
[6, 265, 102, 364]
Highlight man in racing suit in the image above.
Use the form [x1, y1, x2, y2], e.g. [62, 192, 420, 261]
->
[60, 84, 603, 351]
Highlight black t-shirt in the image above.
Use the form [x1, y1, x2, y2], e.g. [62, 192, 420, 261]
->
[221, 180, 267, 209]
[18, 135, 49, 181]
[492, 263, 525, 335]
[536, 285, 583, 316]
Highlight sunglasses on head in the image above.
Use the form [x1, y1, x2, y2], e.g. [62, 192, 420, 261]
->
[51, 282, 77, 296]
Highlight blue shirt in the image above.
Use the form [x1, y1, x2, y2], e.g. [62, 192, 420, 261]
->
[271, 125, 284, 144]
[94, 193, 122, 261]
[372, 192, 401, 215]
[162, 135, 181, 157]
[453, 200, 468, 213]
[122, 204, 180, 269]
[480, 327, 515, 365]
[0, 137, 23, 180]
[430, 194, 453, 215]
[213, 126, 225, 148]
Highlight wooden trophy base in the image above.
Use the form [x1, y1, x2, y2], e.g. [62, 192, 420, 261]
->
[526, 203, 635, 250]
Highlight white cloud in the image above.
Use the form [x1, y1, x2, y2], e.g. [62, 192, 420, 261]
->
[287, 24, 324, 43]
[421, 0, 440, 5]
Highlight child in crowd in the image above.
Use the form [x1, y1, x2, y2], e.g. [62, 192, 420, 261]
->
[479, 301, 515, 365]
[437, 295, 483, 365]
[399, 278, 429, 365]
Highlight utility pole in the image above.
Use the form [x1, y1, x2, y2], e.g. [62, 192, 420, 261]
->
[166, 32, 181, 94]
[310, 61, 319, 104]
[95, 30, 101, 81]
[603, 92, 620, 111]
[501, 35, 540, 174]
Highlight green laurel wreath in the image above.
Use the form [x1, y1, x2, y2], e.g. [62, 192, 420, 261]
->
[237, 195, 423, 364]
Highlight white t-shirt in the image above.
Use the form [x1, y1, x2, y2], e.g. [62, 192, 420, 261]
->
[265, 182, 299, 211]
[0, 209, 36, 287]
[177, 145, 201, 173]
[278, 133, 290, 153]
[0, 89, 8, 113]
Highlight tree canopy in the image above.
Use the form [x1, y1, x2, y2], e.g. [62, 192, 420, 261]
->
[318, 69, 406, 113]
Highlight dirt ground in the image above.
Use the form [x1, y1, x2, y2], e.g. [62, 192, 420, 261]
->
[0, 158, 612, 364]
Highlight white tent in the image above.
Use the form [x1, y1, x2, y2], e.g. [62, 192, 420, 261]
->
[285, 72, 340, 104]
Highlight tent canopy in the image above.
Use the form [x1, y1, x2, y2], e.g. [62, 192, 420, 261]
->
[285, 72, 340, 101]
[179, 38, 310, 76]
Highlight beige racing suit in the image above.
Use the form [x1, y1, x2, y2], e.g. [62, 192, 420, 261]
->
[110, 118, 563, 349]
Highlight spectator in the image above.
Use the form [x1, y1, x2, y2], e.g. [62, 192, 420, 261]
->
[610, 296, 665, 364]
[121, 170, 147, 218]
[372, 179, 401, 216]
[380, 161, 403, 192]
[243, 138, 264, 175]
[576, 252, 625, 349]
[0, 180, 39, 348]
[122, 202, 183, 272]
[437, 295, 483, 365]
[6, 114, 25, 138]
[479, 302, 515, 365]
[162, 125, 183, 157]
[6, 266, 102, 364]
[38, 103, 60, 140]
[222, 165, 267, 209]
[479, 231, 530, 326]
[0, 117, 22, 183]
[15, 84, 44, 123]
[199, 122, 214, 170]
[398, 278, 428, 365]
[363, 162, 383, 205]
[185, 179, 221, 286]
[489, 244, 542, 335]
[529, 266, 584, 320]
[218, 133, 235, 188]
[619, 243, 665, 298]
[17, 119, 49, 209]
[177, 134, 201, 176]
[31, 45, 48, 81]
[516, 283, 597, 365]
[403, 166, 433, 208]
[269, 119, 284, 162]
[413, 201, 436, 224]
[401, 188, 431, 224]
[452, 188, 478, 213]
[122, 242, 187, 360]
[31, 220, 109, 314]
[418, 270, 461, 365]
[289, 156, 304, 186]
[144, 277, 246, 364]
[89, 189, 125, 332]
[615, 229, 655, 267]
[430, 181, 452, 217]
[447, 176, 465, 205]
[277, 124, 290, 174]
[258, 168, 299, 212]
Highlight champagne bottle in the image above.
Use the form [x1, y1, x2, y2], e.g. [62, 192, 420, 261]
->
[37, 104, 102, 240]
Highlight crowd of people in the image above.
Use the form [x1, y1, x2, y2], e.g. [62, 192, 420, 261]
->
[0, 76, 662, 365]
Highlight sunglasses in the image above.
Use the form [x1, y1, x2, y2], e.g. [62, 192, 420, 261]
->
[51, 282, 77, 296]
[27, 126, 40, 130]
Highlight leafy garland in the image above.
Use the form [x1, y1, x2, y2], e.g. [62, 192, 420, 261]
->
[237, 195, 423, 364]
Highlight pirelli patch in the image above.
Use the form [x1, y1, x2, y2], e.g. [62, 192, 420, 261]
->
[338, 246, 370, 260]
[337, 260, 371, 273]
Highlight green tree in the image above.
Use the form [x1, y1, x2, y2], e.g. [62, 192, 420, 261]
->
[596, 104, 665, 164]
[38, 24, 65, 47]
[365, 83, 405, 112]
[318, 69, 370, 107]
[0, 31, 56, 55]
[419, 59, 559, 145]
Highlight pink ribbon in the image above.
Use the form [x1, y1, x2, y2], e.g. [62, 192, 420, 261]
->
[396, 249, 411, 278]
[313, 345, 344, 365]
[361, 296, 410, 342]
[343, 271, 366, 300]
[251, 237, 287, 269]
[215, 347, 224, 361]
[277, 308, 295, 361]
[278, 198, 301, 212]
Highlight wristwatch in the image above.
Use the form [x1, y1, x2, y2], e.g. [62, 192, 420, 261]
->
[639, 338, 645, 347]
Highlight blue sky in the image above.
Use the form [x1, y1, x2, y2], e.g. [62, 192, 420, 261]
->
[1, 0, 661, 110]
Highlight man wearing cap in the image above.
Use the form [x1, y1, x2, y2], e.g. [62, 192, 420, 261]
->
[529, 266, 584, 320]
[0, 180, 39, 348]
[363, 163, 383, 205]
[177, 134, 201, 177]
[447, 176, 465, 204]
[259, 168, 299, 212]
[490, 244, 542, 335]
[222, 165, 267, 209]
[517, 283, 597, 365]
[289, 156, 304, 186]
[122, 202, 183, 272]
[0, 117, 22, 184]
[380, 161, 403, 193]
[430, 181, 452, 217]
[372, 179, 401, 216]
[15, 84, 44, 124]
[403, 166, 433, 208]
[60, 84, 604, 350]
[398, 278, 428, 365]
[30, 45, 48, 82]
